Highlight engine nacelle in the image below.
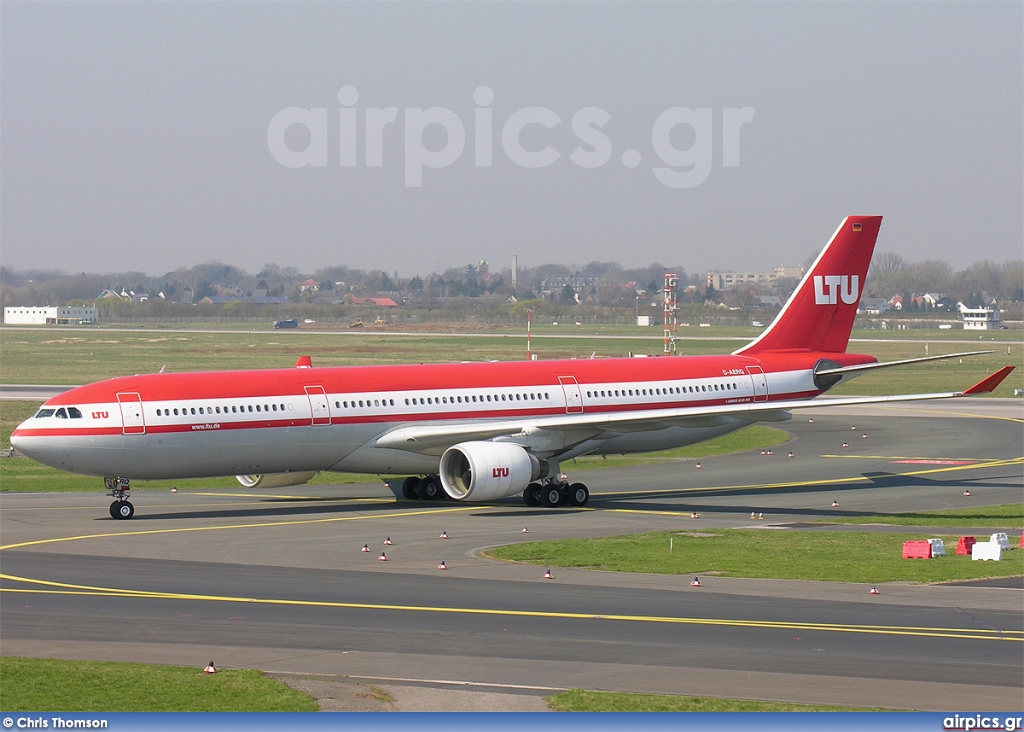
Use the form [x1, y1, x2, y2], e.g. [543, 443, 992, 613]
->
[439, 442, 548, 501]
[235, 471, 317, 489]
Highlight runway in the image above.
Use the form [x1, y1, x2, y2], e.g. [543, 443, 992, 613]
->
[1, 401, 1022, 710]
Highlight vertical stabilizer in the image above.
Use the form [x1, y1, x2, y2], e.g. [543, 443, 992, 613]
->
[735, 216, 882, 355]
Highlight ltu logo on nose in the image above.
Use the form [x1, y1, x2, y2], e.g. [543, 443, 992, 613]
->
[492, 467, 509, 478]
[814, 275, 859, 306]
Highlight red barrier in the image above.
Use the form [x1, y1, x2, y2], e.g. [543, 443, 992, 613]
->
[956, 536, 976, 556]
[902, 540, 932, 559]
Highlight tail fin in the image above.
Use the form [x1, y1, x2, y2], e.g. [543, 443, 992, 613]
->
[735, 216, 882, 356]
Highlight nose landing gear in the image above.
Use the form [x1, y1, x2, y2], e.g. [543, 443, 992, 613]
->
[105, 477, 134, 519]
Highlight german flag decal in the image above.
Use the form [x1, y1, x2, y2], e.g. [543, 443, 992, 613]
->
[852, 223, 862, 231]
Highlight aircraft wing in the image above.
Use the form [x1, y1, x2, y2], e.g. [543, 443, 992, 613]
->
[375, 366, 1015, 455]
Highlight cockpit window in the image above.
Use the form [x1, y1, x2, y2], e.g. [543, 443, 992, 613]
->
[55, 408, 68, 418]
[68, 407, 83, 418]
[35, 409, 55, 418]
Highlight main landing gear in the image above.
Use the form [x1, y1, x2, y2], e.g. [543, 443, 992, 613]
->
[105, 477, 134, 520]
[400, 475, 445, 500]
[523, 479, 589, 508]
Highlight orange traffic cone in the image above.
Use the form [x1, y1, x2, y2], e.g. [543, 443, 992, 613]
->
[384, 537, 393, 545]
[690, 577, 701, 586]
[378, 552, 387, 561]
[869, 586, 879, 595]
[361, 544, 370, 553]
[544, 569, 553, 579]
[439, 530, 448, 539]
[1019, 532, 1023, 548]
[204, 661, 217, 674]
[438, 561, 447, 570]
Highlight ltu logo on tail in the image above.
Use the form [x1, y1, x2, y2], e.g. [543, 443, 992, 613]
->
[492, 467, 509, 478]
[813, 275, 859, 306]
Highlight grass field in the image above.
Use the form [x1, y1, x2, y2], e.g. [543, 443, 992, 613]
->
[814, 503, 1024, 528]
[483, 519, 1024, 583]
[0, 656, 892, 711]
[546, 689, 883, 712]
[0, 657, 317, 712]
[0, 325, 1020, 396]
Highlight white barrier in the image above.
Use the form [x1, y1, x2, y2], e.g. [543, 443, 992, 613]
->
[971, 542, 1003, 561]
[990, 533, 1012, 551]
[927, 538, 946, 557]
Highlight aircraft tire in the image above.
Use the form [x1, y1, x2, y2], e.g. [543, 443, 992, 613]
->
[108, 501, 119, 518]
[542, 486, 562, 508]
[419, 477, 441, 500]
[569, 483, 589, 507]
[402, 477, 421, 500]
[524, 483, 542, 507]
[114, 501, 135, 520]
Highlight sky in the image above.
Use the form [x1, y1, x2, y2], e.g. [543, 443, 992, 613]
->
[2, 2, 1021, 279]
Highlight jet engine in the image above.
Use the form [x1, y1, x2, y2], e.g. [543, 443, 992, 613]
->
[235, 471, 317, 489]
[439, 442, 548, 501]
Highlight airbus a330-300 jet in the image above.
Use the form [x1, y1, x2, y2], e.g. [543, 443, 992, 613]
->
[11, 216, 1014, 519]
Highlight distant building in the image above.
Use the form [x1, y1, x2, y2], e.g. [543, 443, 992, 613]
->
[958, 303, 1001, 330]
[349, 297, 399, 307]
[857, 298, 890, 315]
[706, 266, 804, 291]
[4, 306, 98, 325]
[706, 271, 772, 290]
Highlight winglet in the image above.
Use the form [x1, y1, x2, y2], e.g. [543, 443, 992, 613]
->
[295, 355, 313, 369]
[961, 366, 1015, 395]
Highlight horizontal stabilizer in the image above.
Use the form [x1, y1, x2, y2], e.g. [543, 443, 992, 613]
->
[814, 351, 993, 378]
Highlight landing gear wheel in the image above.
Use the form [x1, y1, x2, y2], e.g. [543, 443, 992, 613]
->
[109, 501, 119, 518]
[568, 483, 589, 507]
[524, 483, 542, 507]
[542, 486, 563, 508]
[419, 477, 441, 500]
[402, 476, 421, 500]
[113, 501, 134, 520]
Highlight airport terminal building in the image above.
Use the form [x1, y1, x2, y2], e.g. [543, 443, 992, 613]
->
[3, 306, 98, 325]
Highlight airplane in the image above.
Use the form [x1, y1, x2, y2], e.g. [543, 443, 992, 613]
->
[11, 216, 1014, 520]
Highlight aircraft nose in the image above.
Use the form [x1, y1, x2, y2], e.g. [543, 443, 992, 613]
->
[10, 421, 29, 452]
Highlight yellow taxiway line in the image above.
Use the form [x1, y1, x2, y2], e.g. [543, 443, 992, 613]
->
[1, 574, 1020, 644]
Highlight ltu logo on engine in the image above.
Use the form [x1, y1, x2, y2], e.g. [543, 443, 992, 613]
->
[813, 275, 859, 306]
[492, 467, 510, 478]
